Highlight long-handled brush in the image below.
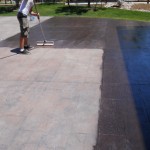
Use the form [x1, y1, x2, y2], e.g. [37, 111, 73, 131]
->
[33, 0, 54, 46]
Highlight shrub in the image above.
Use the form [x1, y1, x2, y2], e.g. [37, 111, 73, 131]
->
[0, 5, 16, 13]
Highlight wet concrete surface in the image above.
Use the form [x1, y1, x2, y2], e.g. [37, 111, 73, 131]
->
[1, 17, 150, 150]
[0, 17, 106, 49]
[95, 21, 150, 150]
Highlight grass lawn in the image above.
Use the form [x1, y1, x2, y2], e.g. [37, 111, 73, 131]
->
[0, 3, 150, 22]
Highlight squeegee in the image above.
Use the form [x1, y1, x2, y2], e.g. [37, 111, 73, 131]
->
[36, 18, 54, 46]
[33, 0, 54, 46]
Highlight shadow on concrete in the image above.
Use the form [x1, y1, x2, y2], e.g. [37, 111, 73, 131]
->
[10, 48, 20, 54]
[117, 26, 150, 150]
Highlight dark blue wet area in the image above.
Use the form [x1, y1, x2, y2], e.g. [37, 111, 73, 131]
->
[117, 26, 150, 84]
[118, 27, 150, 83]
[117, 26, 150, 150]
[118, 26, 150, 49]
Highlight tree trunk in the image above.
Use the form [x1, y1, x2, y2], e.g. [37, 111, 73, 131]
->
[15, 0, 20, 8]
[67, 0, 70, 6]
[88, 0, 90, 7]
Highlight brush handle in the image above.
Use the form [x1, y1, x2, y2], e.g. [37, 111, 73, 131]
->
[39, 20, 47, 41]
[33, 0, 38, 14]
[33, 0, 47, 41]
[33, 0, 40, 20]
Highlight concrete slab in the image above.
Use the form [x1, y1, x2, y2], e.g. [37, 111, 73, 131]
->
[0, 17, 103, 150]
[0, 47, 103, 150]
[0, 16, 52, 41]
[1, 16, 150, 150]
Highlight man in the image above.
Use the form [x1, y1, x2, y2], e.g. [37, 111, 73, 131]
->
[17, 0, 39, 54]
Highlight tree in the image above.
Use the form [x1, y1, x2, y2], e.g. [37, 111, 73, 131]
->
[15, 0, 20, 8]
[117, 0, 123, 7]
[67, 0, 70, 6]
[88, 0, 91, 7]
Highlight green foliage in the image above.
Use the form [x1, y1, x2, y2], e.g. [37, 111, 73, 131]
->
[1, 3, 150, 22]
[0, 5, 16, 14]
[55, 5, 90, 15]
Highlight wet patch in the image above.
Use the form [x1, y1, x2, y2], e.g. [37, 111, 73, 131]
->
[0, 17, 106, 49]
[95, 25, 150, 150]
[117, 26, 150, 150]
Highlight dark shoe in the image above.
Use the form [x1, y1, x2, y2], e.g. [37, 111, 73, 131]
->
[24, 45, 34, 50]
[20, 49, 30, 54]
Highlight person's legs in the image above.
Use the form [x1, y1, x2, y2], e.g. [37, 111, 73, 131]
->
[24, 36, 28, 46]
[20, 22, 34, 51]
[19, 36, 30, 54]
[24, 35, 34, 50]
[17, 14, 30, 54]
[19, 36, 28, 49]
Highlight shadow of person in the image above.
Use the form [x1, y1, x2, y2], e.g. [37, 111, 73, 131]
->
[10, 48, 20, 54]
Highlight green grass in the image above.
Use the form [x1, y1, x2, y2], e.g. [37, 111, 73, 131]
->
[1, 3, 150, 22]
